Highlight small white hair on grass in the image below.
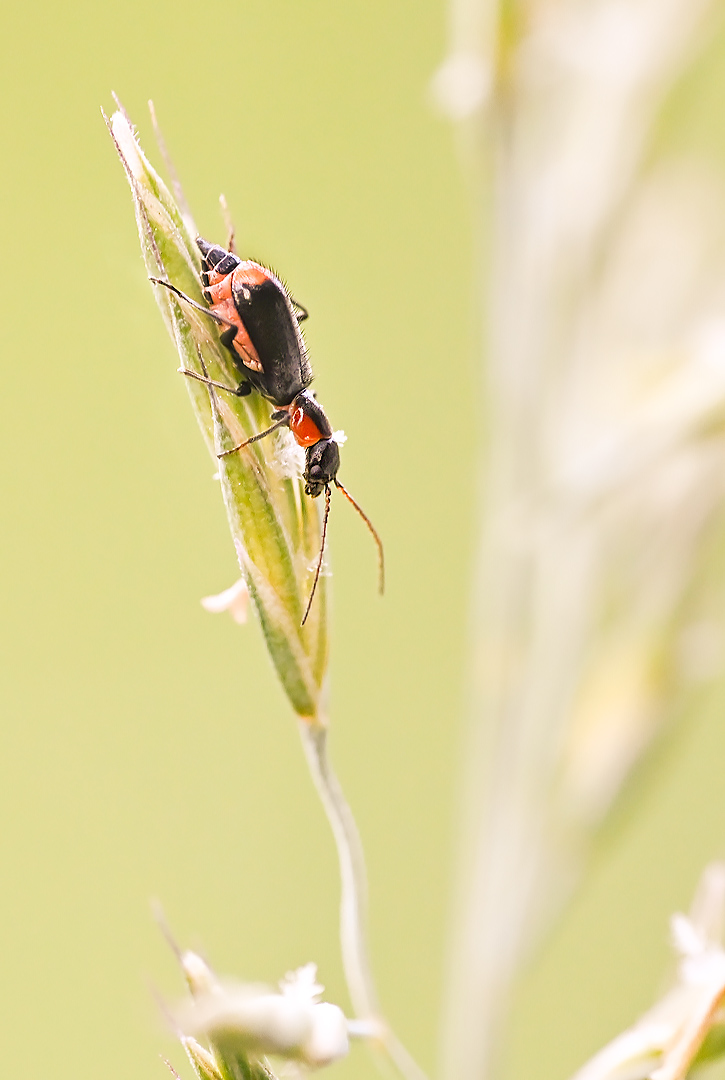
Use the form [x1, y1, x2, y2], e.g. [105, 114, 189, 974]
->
[272, 427, 305, 479]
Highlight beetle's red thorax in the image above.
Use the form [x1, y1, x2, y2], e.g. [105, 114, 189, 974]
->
[289, 403, 324, 448]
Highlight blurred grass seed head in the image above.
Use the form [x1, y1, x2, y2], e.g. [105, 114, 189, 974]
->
[179, 953, 350, 1072]
[437, 2, 725, 1078]
[571, 863, 725, 1080]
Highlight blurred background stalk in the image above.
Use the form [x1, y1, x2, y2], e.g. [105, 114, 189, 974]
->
[436, 2, 725, 1078]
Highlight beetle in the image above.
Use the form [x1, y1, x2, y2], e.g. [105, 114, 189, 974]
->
[151, 236, 383, 624]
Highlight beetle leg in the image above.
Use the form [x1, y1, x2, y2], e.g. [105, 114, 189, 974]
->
[150, 277, 237, 331]
[291, 298, 309, 323]
[217, 415, 290, 459]
[178, 368, 251, 397]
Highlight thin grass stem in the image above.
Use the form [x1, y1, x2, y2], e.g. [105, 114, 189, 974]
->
[298, 720, 428, 1080]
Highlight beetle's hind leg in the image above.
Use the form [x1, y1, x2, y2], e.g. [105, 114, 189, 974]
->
[178, 367, 252, 398]
[150, 276, 237, 331]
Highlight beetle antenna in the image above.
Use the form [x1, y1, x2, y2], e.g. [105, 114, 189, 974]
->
[301, 485, 332, 626]
[334, 480, 385, 595]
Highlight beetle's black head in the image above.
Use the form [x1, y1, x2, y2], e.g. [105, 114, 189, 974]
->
[304, 438, 340, 497]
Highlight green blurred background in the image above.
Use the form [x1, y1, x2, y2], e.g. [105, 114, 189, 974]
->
[2, 3, 725, 1080]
